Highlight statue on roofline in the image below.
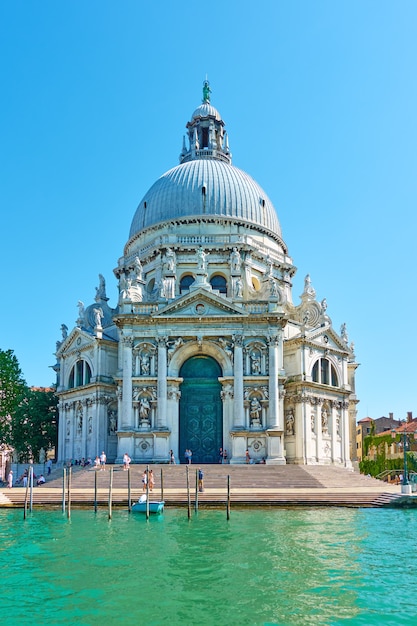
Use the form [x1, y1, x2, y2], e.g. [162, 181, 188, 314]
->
[202, 79, 211, 103]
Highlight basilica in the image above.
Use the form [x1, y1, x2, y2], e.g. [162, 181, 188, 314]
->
[55, 82, 358, 466]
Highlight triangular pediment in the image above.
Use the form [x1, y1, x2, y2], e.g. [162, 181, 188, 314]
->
[286, 324, 350, 354]
[152, 288, 248, 319]
[306, 326, 350, 353]
[56, 327, 96, 356]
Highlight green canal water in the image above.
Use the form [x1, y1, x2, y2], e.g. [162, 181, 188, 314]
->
[1, 507, 416, 626]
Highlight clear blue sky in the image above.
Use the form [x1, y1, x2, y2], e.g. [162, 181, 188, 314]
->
[1, 1, 416, 421]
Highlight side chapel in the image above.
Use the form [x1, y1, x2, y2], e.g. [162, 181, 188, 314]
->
[54, 82, 359, 465]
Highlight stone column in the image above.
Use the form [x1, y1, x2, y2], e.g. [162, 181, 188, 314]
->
[157, 337, 168, 429]
[121, 335, 133, 429]
[233, 334, 244, 428]
[342, 401, 351, 468]
[267, 333, 279, 429]
[167, 381, 182, 458]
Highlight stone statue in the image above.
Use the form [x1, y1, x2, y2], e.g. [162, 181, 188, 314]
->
[108, 411, 117, 435]
[77, 413, 82, 434]
[119, 274, 127, 299]
[61, 324, 68, 340]
[140, 353, 150, 375]
[250, 398, 261, 424]
[311, 414, 315, 432]
[230, 247, 241, 272]
[234, 277, 243, 298]
[139, 397, 151, 421]
[269, 278, 279, 298]
[77, 301, 85, 321]
[340, 323, 349, 343]
[132, 256, 143, 281]
[285, 411, 295, 436]
[303, 274, 316, 298]
[93, 307, 104, 328]
[196, 246, 208, 271]
[95, 274, 106, 301]
[88, 416, 93, 435]
[163, 248, 176, 272]
[321, 408, 329, 432]
[251, 353, 261, 375]
[219, 338, 233, 362]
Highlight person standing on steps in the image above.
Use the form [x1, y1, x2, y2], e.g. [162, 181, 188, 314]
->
[100, 451, 107, 470]
[7, 469, 13, 488]
[149, 469, 155, 492]
[123, 452, 131, 471]
[141, 469, 148, 492]
[198, 467, 204, 492]
[218, 448, 223, 464]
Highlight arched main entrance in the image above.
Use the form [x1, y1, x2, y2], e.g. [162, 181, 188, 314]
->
[179, 355, 222, 464]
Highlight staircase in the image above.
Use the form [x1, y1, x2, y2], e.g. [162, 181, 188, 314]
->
[0, 463, 405, 508]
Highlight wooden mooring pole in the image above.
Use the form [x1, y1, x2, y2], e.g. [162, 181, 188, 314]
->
[29, 466, 33, 513]
[62, 467, 66, 513]
[23, 475, 30, 520]
[160, 468, 164, 502]
[226, 474, 231, 520]
[127, 467, 131, 513]
[195, 469, 199, 513]
[67, 467, 71, 519]
[186, 466, 191, 519]
[94, 467, 98, 513]
[108, 467, 113, 520]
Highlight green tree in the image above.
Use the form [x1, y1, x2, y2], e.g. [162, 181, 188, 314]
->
[12, 388, 58, 462]
[0, 349, 27, 446]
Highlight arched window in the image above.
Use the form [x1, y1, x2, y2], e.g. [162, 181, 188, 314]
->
[210, 274, 227, 294]
[68, 360, 92, 389]
[180, 274, 195, 294]
[311, 358, 338, 387]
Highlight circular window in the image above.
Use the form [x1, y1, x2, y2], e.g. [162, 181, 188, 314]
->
[195, 303, 206, 315]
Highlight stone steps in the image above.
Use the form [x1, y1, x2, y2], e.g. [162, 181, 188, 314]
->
[0, 464, 404, 508]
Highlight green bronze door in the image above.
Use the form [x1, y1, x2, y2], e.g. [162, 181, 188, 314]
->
[179, 356, 222, 464]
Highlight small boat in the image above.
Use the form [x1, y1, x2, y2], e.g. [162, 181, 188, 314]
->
[132, 494, 164, 514]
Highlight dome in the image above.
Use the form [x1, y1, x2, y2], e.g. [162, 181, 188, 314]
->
[192, 102, 221, 121]
[129, 158, 281, 240]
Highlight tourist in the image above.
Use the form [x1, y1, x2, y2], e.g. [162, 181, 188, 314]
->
[37, 474, 46, 486]
[123, 452, 131, 471]
[141, 470, 148, 492]
[245, 450, 250, 464]
[100, 451, 107, 470]
[169, 449, 175, 464]
[184, 449, 192, 464]
[46, 459, 53, 475]
[198, 467, 204, 492]
[7, 470, 13, 488]
[149, 469, 155, 492]
[223, 449, 228, 464]
[94, 456, 100, 470]
[218, 448, 223, 464]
